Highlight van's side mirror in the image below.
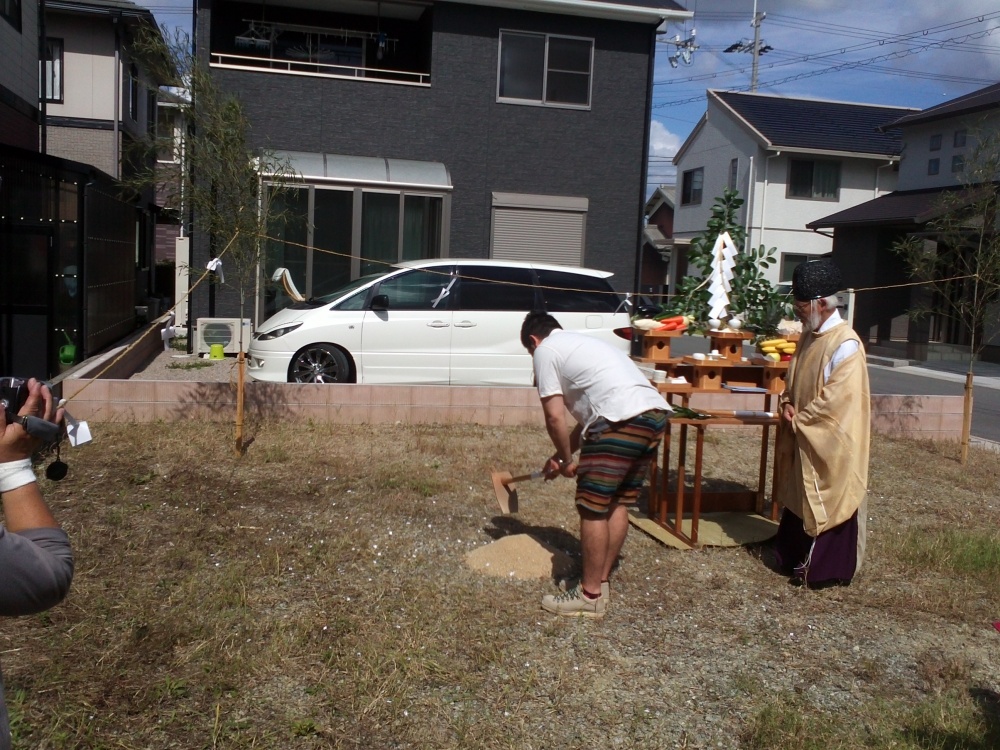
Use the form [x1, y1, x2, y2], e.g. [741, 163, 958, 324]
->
[371, 294, 390, 311]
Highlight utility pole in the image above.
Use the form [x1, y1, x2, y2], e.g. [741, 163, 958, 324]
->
[750, 5, 765, 92]
[724, 0, 772, 92]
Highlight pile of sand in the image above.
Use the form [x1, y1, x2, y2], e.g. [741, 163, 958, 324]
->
[465, 533, 575, 580]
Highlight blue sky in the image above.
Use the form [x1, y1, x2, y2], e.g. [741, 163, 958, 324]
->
[135, 0, 1000, 191]
[649, 0, 1000, 188]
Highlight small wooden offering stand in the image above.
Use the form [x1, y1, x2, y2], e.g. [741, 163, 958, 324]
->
[636, 328, 685, 369]
[634, 328, 787, 548]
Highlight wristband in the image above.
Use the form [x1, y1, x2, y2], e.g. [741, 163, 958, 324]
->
[0, 458, 37, 493]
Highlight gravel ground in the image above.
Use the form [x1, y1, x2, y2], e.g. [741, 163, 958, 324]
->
[130, 346, 243, 382]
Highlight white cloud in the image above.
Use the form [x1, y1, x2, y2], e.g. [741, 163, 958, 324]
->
[649, 119, 682, 158]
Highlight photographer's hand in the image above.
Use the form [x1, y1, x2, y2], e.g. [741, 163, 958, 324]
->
[0, 379, 64, 462]
[0, 379, 64, 532]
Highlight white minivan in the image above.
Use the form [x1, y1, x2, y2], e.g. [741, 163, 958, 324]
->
[246, 259, 633, 386]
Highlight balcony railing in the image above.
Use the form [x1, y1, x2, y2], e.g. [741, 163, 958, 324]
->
[210, 51, 431, 87]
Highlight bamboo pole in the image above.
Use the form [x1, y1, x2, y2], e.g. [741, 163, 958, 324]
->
[960, 369, 973, 465]
[235, 350, 246, 456]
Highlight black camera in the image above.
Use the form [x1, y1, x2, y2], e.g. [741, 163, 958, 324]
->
[0, 376, 29, 425]
[0, 376, 61, 444]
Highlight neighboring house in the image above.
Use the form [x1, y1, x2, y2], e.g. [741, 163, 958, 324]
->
[809, 81, 1000, 363]
[0, 0, 168, 376]
[1, 0, 41, 150]
[192, 0, 691, 325]
[672, 90, 918, 286]
[641, 185, 674, 300]
[43, 0, 169, 303]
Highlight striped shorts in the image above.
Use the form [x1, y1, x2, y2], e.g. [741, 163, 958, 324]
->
[575, 409, 668, 514]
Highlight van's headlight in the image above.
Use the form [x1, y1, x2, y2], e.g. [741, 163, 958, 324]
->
[254, 322, 303, 341]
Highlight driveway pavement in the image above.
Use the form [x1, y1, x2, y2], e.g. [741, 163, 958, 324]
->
[868, 359, 1000, 445]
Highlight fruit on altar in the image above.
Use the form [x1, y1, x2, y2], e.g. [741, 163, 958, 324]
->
[757, 337, 796, 356]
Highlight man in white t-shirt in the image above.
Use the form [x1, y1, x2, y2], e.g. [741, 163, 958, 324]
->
[520, 311, 670, 618]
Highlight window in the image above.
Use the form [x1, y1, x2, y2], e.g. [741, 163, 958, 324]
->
[129, 64, 139, 121]
[41, 38, 64, 103]
[156, 106, 180, 163]
[681, 167, 704, 205]
[1, 0, 20, 31]
[376, 269, 453, 311]
[498, 31, 593, 108]
[780, 253, 809, 283]
[929, 134, 942, 151]
[537, 269, 621, 313]
[147, 92, 157, 136]
[928, 158, 940, 176]
[952, 155, 964, 174]
[456, 265, 536, 311]
[954, 129, 967, 148]
[728, 158, 739, 192]
[787, 159, 840, 200]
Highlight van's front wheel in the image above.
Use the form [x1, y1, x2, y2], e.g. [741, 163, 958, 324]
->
[289, 344, 352, 383]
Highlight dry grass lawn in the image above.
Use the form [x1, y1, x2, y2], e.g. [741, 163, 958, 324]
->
[4, 419, 1000, 749]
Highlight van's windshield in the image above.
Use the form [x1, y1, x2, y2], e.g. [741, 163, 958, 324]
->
[288, 273, 385, 309]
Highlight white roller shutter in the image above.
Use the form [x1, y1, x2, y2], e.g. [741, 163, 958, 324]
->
[491, 193, 587, 266]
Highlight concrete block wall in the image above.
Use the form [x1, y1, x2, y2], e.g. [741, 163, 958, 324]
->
[58, 374, 965, 442]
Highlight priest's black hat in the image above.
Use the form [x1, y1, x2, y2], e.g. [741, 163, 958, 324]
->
[792, 259, 842, 301]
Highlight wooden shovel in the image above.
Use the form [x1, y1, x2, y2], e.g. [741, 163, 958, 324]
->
[490, 469, 544, 514]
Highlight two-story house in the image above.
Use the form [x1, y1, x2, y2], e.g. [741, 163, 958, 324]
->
[809, 81, 1000, 363]
[641, 184, 673, 301]
[671, 90, 917, 289]
[1, 0, 169, 375]
[44, 0, 169, 303]
[192, 0, 691, 325]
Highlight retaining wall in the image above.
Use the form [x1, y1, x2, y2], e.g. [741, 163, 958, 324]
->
[59, 374, 965, 442]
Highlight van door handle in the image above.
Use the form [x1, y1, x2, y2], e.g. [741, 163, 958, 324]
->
[427, 320, 450, 328]
[454, 320, 477, 328]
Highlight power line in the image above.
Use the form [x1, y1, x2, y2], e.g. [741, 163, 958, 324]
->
[653, 23, 1000, 108]
[655, 11, 1000, 88]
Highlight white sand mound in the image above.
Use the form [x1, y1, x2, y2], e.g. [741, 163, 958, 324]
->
[465, 533, 575, 580]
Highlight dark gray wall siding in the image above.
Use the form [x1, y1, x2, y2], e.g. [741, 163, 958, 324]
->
[194, 2, 651, 321]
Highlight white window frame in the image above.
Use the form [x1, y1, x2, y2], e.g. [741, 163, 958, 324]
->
[41, 37, 64, 103]
[497, 30, 594, 110]
[129, 63, 139, 122]
[156, 104, 182, 164]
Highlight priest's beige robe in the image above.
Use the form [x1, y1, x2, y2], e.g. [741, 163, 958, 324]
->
[774, 321, 871, 538]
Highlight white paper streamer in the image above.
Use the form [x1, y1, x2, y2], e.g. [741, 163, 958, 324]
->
[207, 257, 225, 284]
[707, 231, 739, 322]
[161, 310, 177, 350]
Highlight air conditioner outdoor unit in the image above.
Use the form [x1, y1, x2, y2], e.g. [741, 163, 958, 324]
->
[196, 318, 252, 354]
